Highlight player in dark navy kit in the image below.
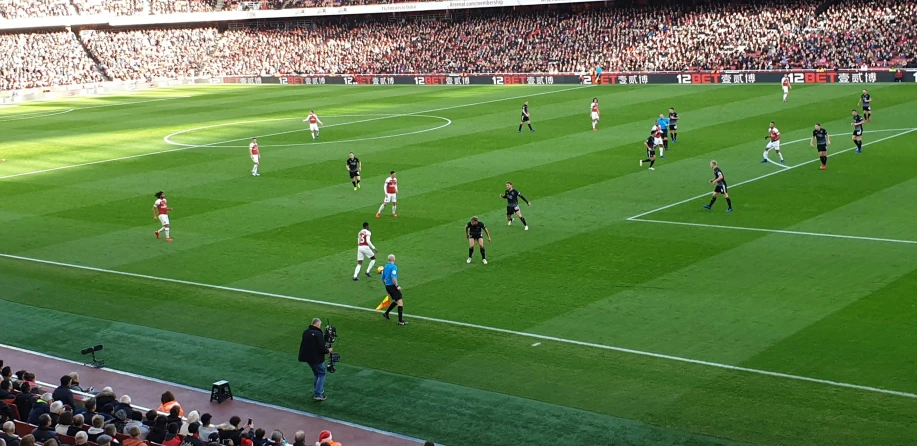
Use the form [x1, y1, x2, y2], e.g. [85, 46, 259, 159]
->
[858, 89, 872, 122]
[518, 101, 535, 133]
[703, 161, 732, 212]
[668, 107, 679, 142]
[501, 182, 531, 230]
[465, 216, 492, 264]
[346, 152, 361, 190]
[640, 134, 656, 170]
[851, 110, 866, 153]
[810, 123, 831, 170]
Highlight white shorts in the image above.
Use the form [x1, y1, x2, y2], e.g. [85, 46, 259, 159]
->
[384, 193, 397, 203]
[251, 154, 259, 163]
[654, 137, 663, 146]
[782, 86, 789, 93]
[158, 214, 170, 226]
[357, 246, 375, 261]
[766, 141, 781, 151]
[591, 112, 599, 121]
[310, 123, 319, 132]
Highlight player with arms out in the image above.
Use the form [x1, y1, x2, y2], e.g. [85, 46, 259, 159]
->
[353, 222, 378, 281]
[858, 90, 872, 122]
[762, 121, 785, 164]
[703, 161, 733, 212]
[304, 110, 323, 140]
[249, 138, 260, 176]
[346, 152, 361, 190]
[501, 181, 531, 230]
[465, 216, 492, 264]
[639, 132, 657, 170]
[376, 171, 397, 218]
[518, 101, 535, 133]
[851, 109, 866, 153]
[668, 107, 679, 143]
[810, 123, 831, 170]
[152, 191, 173, 241]
[781, 75, 791, 102]
[657, 114, 670, 151]
[590, 98, 600, 131]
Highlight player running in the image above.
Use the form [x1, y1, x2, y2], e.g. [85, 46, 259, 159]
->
[640, 133, 657, 170]
[651, 122, 665, 158]
[657, 114, 670, 150]
[303, 110, 323, 140]
[851, 109, 866, 153]
[703, 161, 733, 212]
[858, 89, 872, 122]
[376, 171, 398, 218]
[810, 123, 831, 170]
[590, 98, 600, 131]
[781, 75, 791, 102]
[152, 191, 173, 242]
[519, 101, 535, 133]
[249, 138, 260, 177]
[465, 216, 492, 264]
[762, 121, 785, 164]
[353, 222, 378, 281]
[346, 152, 361, 190]
[501, 181, 531, 230]
[668, 107, 679, 142]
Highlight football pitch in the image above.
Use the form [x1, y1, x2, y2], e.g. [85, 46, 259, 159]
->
[2, 83, 916, 446]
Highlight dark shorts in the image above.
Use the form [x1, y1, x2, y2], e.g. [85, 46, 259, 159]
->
[862, 105, 871, 112]
[714, 184, 728, 194]
[521, 115, 530, 122]
[661, 129, 668, 138]
[349, 170, 360, 178]
[385, 284, 403, 301]
[646, 149, 655, 158]
[506, 205, 520, 215]
[853, 129, 863, 137]
[468, 234, 483, 241]
[816, 144, 827, 152]
[668, 124, 677, 131]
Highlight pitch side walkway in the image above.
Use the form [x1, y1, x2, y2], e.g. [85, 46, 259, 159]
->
[0, 344, 422, 446]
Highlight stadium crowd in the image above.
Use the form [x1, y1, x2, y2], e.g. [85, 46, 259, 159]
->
[1, 0, 915, 87]
[0, 364, 351, 446]
[0, 32, 106, 91]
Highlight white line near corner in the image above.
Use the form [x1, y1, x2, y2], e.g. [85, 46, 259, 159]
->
[1, 252, 915, 400]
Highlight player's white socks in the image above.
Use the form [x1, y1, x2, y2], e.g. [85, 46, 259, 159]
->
[777, 151, 784, 161]
[763, 150, 769, 160]
[353, 264, 361, 278]
[252, 165, 258, 175]
[165, 229, 170, 238]
[312, 132, 316, 140]
[783, 93, 788, 101]
[392, 205, 397, 215]
[592, 121, 596, 129]
[659, 147, 664, 157]
[158, 227, 165, 233]
[366, 259, 376, 273]
[377, 204, 386, 214]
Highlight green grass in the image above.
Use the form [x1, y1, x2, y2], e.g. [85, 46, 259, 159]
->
[2, 84, 917, 446]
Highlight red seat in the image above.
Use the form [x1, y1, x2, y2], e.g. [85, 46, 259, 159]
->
[14, 420, 36, 437]
[7, 403, 21, 421]
[59, 434, 77, 446]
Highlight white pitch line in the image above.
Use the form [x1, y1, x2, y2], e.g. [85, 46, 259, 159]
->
[634, 219, 917, 245]
[0, 109, 74, 122]
[76, 96, 191, 110]
[2, 252, 915, 400]
[627, 128, 917, 220]
[2, 86, 588, 180]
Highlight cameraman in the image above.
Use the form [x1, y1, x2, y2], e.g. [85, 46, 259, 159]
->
[298, 318, 331, 402]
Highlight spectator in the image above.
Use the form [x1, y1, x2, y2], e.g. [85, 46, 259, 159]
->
[67, 373, 92, 394]
[251, 428, 266, 446]
[166, 406, 182, 430]
[18, 436, 33, 446]
[98, 404, 115, 422]
[197, 414, 216, 441]
[21, 374, 36, 392]
[179, 423, 204, 446]
[87, 415, 105, 442]
[44, 439, 59, 446]
[14, 384, 36, 423]
[1, 422, 20, 446]
[122, 426, 145, 446]
[74, 432, 89, 446]
[162, 423, 181, 446]
[49, 401, 64, 425]
[147, 416, 168, 445]
[217, 417, 250, 446]
[55, 411, 74, 436]
[123, 411, 148, 439]
[0, 381, 13, 400]
[143, 410, 158, 429]
[314, 431, 339, 446]
[31, 414, 58, 443]
[75, 398, 97, 421]
[26, 393, 51, 425]
[0, 368, 11, 384]
[263, 431, 282, 446]
[70, 415, 85, 436]
[113, 395, 132, 419]
[95, 388, 116, 410]
[179, 411, 199, 437]
[291, 431, 306, 446]
[104, 424, 121, 445]
[52, 376, 76, 410]
[158, 392, 183, 418]
[97, 434, 113, 446]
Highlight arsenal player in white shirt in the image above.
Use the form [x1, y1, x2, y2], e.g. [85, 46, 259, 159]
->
[376, 171, 398, 218]
[249, 138, 260, 176]
[353, 222, 379, 281]
[590, 98, 600, 131]
[303, 110, 323, 140]
[152, 191, 173, 242]
[762, 121, 785, 164]
[781, 75, 791, 102]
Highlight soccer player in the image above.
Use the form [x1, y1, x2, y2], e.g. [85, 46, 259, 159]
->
[501, 181, 531, 230]
[353, 222, 378, 281]
[810, 123, 831, 170]
[346, 152, 361, 190]
[703, 161, 733, 212]
[639, 133, 656, 170]
[781, 75, 791, 102]
[762, 121, 785, 164]
[249, 138, 260, 177]
[651, 122, 665, 158]
[851, 109, 866, 153]
[657, 114, 670, 150]
[518, 101, 535, 133]
[381, 254, 407, 325]
[668, 107, 679, 142]
[590, 98, 600, 131]
[376, 171, 397, 218]
[303, 110, 323, 140]
[858, 89, 872, 122]
[152, 191, 173, 242]
[465, 216, 492, 264]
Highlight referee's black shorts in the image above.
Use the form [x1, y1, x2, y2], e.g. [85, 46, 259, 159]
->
[385, 284, 403, 301]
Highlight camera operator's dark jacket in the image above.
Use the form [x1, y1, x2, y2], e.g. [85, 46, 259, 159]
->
[298, 325, 329, 365]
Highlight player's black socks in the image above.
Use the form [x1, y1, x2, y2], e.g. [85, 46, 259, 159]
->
[519, 217, 527, 226]
[518, 124, 523, 131]
[352, 181, 357, 187]
[726, 198, 732, 209]
[855, 140, 862, 149]
[480, 247, 486, 260]
[528, 124, 534, 131]
[468, 247, 474, 258]
[356, 179, 361, 185]
[650, 159, 655, 167]
[820, 156, 827, 165]
[709, 197, 717, 206]
[397, 306, 403, 322]
[385, 301, 397, 316]
[663, 140, 669, 149]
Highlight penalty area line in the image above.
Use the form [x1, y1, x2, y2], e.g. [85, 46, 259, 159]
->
[1, 252, 916, 400]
